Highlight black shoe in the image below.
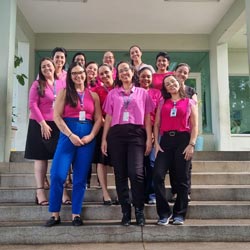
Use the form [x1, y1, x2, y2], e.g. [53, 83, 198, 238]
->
[45, 216, 61, 227]
[72, 216, 83, 226]
[103, 198, 113, 206]
[112, 199, 120, 205]
[135, 208, 145, 226]
[121, 212, 131, 226]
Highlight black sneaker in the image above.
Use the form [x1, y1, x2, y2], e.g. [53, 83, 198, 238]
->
[121, 213, 131, 226]
[72, 216, 83, 226]
[168, 193, 177, 203]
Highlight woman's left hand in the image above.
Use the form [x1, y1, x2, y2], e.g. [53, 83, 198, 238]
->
[81, 134, 94, 145]
[183, 144, 194, 160]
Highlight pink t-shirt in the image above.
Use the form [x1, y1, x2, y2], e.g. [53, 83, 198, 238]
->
[147, 88, 163, 125]
[152, 72, 173, 90]
[103, 85, 154, 127]
[160, 98, 195, 133]
[29, 79, 66, 123]
[63, 89, 95, 121]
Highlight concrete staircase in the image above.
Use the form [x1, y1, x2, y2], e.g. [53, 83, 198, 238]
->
[0, 151, 250, 244]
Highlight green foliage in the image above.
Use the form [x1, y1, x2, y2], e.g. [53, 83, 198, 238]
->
[14, 56, 28, 86]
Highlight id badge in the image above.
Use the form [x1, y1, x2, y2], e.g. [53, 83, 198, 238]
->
[170, 107, 177, 117]
[123, 111, 129, 122]
[79, 111, 86, 121]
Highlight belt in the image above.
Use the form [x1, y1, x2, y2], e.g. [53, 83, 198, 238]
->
[165, 130, 180, 137]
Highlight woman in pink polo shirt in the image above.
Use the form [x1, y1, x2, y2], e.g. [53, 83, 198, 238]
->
[25, 57, 66, 206]
[153, 74, 198, 226]
[101, 61, 154, 226]
[51, 47, 67, 82]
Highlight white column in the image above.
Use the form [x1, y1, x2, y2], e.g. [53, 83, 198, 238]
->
[13, 42, 29, 151]
[216, 43, 231, 150]
[245, 0, 250, 75]
[0, 0, 17, 162]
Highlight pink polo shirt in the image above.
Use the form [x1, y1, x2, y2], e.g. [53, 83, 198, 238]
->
[152, 72, 173, 90]
[63, 89, 95, 120]
[147, 88, 163, 125]
[57, 69, 67, 82]
[103, 85, 154, 127]
[29, 79, 66, 123]
[160, 98, 195, 134]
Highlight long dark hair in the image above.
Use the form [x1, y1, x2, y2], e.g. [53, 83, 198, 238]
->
[114, 61, 136, 87]
[37, 57, 57, 97]
[86, 61, 98, 87]
[65, 62, 87, 107]
[175, 62, 191, 72]
[129, 45, 142, 66]
[161, 75, 186, 101]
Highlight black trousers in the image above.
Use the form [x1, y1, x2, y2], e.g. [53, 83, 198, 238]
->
[153, 131, 191, 219]
[107, 124, 146, 213]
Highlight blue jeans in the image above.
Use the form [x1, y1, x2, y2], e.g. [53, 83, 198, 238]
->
[49, 118, 95, 214]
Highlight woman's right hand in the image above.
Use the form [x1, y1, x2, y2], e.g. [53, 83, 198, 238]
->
[40, 122, 52, 140]
[69, 134, 84, 147]
[101, 140, 108, 156]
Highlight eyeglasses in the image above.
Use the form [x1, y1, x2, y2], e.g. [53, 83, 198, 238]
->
[71, 71, 85, 76]
[118, 67, 130, 74]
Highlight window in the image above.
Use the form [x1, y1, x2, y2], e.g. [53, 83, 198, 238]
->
[229, 76, 250, 134]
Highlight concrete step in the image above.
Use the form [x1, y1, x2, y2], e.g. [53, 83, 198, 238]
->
[1, 219, 250, 244]
[1, 161, 250, 174]
[0, 201, 250, 222]
[1, 185, 250, 203]
[9, 150, 250, 162]
[1, 172, 250, 187]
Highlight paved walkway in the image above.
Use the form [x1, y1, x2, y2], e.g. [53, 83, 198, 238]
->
[0, 242, 250, 250]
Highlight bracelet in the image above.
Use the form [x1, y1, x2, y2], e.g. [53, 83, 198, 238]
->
[189, 143, 195, 147]
[68, 133, 73, 138]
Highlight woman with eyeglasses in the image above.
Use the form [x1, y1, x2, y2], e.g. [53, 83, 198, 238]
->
[101, 61, 154, 226]
[45, 62, 102, 227]
[153, 74, 198, 226]
[102, 51, 117, 80]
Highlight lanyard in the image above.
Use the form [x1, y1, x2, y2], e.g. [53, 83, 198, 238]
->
[122, 92, 133, 110]
[77, 91, 85, 110]
[53, 80, 57, 99]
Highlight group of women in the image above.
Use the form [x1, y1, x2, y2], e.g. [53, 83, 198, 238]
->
[24, 45, 198, 227]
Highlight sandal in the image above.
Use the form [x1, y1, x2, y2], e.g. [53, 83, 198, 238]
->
[35, 187, 49, 206]
[62, 199, 72, 205]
